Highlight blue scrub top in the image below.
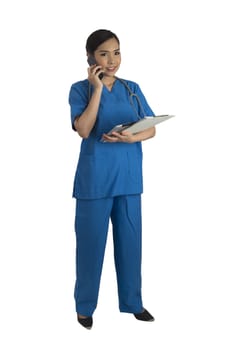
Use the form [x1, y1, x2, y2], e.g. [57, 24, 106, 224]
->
[69, 78, 155, 199]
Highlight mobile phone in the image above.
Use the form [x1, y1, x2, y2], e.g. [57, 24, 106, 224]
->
[87, 56, 104, 80]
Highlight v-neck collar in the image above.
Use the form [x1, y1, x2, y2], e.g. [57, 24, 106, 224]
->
[103, 78, 118, 92]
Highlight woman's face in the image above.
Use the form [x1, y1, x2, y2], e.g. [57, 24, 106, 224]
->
[94, 38, 121, 77]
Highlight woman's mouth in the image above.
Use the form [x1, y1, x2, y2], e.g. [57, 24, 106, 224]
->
[106, 66, 116, 73]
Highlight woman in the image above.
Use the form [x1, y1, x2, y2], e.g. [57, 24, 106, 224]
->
[69, 29, 155, 329]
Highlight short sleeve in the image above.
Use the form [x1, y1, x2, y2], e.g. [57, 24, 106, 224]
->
[68, 80, 89, 130]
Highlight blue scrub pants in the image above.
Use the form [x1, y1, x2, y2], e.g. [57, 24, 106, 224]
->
[74, 195, 143, 316]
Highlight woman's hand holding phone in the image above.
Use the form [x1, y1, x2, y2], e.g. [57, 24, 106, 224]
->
[87, 56, 104, 88]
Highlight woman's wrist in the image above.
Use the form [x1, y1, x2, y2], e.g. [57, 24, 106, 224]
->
[93, 84, 103, 94]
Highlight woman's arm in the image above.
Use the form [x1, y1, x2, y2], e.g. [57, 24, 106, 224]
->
[74, 65, 104, 138]
[102, 126, 156, 143]
[74, 86, 103, 138]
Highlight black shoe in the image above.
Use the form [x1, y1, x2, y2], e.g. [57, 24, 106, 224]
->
[77, 315, 93, 329]
[134, 308, 155, 322]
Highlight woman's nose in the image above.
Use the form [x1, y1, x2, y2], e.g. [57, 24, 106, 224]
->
[108, 55, 115, 64]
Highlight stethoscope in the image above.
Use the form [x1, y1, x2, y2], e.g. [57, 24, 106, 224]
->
[115, 77, 146, 120]
[88, 76, 146, 120]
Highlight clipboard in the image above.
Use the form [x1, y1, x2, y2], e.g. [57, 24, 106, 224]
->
[107, 115, 175, 135]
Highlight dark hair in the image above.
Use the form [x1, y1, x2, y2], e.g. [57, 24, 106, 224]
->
[86, 29, 120, 55]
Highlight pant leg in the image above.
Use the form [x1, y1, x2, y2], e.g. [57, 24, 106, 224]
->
[111, 195, 143, 314]
[74, 198, 113, 316]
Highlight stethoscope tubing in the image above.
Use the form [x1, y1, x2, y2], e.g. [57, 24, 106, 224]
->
[115, 77, 146, 119]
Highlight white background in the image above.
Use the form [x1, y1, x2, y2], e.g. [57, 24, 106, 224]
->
[0, 0, 233, 349]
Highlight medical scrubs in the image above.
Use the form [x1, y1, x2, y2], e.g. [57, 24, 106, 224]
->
[69, 78, 154, 316]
